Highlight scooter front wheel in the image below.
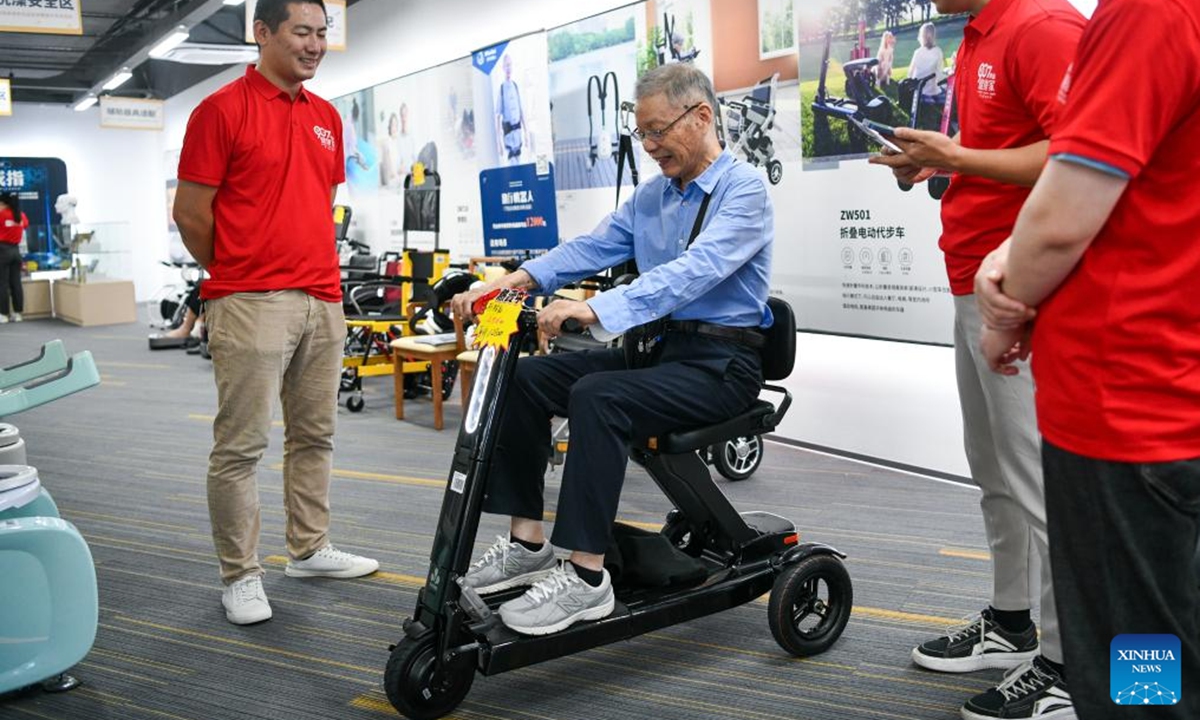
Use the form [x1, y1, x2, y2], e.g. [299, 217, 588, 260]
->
[385, 635, 474, 720]
[768, 554, 852, 657]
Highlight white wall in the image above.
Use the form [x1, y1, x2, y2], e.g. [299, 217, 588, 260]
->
[1, 104, 172, 300]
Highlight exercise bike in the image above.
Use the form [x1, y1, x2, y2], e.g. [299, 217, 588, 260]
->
[383, 291, 852, 720]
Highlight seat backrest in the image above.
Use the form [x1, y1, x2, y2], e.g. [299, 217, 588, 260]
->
[761, 296, 796, 381]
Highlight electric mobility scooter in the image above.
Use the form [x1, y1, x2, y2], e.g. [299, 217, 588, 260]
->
[383, 290, 852, 719]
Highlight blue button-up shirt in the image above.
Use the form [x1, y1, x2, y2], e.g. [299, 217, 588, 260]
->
[522, 150, 773, 335]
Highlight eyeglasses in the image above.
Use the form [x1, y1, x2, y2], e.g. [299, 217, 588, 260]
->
[631, 103, 701, 143]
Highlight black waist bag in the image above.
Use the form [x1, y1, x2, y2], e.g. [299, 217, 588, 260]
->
[604, 522, 707, 589]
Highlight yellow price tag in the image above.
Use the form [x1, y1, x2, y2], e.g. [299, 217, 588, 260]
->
[413, 161, 426, 186]
[474, 300, 523, 351]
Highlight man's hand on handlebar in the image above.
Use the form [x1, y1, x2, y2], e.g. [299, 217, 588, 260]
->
[537, 299, 597, 353]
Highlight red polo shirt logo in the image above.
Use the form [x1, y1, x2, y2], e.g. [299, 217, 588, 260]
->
[313, 124, 336, 151]
[976, 63, 997, 100]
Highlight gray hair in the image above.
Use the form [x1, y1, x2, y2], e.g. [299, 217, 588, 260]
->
[635, 63, 718, 117]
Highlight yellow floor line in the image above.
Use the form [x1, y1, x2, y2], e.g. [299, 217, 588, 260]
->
[67, 509, 195, 532]
[939, 547, 992, 561]
[99, 361, 171, 369]
[100, 621, 374, 686]
[89, 647, 192, 676]
[107, 616, 379, 674]
[262, 463, 445, 488]
[852, 606, 963, 626]
[71, 686, 196, 720]
[350, 695, 470, 719]
[77, 659, 170, 685]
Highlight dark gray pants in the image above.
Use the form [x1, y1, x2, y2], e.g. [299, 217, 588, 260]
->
[1043, 441, 1200, 719]
[0, 242, 23, 316]
[482, 333, 763, 554]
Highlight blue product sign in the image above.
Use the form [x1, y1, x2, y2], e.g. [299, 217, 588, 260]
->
[1111, 634, 1181, 706]
[479, 163, 558, 257]
[472, 41, 508, 76]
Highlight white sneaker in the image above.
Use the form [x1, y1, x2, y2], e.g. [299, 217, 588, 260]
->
[9, 313, 21, 323]
[0, 315, 8, 324]
[222, 575, 272, 625]
[285, 544, 379, 578]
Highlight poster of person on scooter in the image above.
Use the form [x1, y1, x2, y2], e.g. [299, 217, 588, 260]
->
[799, 1, 963, 165]
[765, 0, 963, 346]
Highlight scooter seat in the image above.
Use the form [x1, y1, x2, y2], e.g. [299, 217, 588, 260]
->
[648, 400, 777, 455]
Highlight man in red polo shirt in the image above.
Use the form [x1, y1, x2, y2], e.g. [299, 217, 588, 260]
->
[977, 1, 1200, 716]
[870, 1, 1084, 718]
[174, 0, 377, 626]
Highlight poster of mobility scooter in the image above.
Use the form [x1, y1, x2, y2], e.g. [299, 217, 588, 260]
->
[547, 5, 643, 193]
[748, 0, 961, 347]
[710, 0, 803, 185]
[798, 1, 963, 166]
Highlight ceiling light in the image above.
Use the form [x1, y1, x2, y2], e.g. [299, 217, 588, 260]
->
[155, 42, 260, 66]
[149, 26, 191, 59]
[73, 95, 97, 112]
[223, 0, 246, 5]
[101, 69, 133, 91]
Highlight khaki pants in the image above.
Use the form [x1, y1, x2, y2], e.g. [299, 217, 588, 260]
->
[205, 290, 344, 584]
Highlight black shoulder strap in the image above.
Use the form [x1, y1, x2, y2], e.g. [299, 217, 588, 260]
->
[686, 193, 713, 248]
[614, 132, 638, 210]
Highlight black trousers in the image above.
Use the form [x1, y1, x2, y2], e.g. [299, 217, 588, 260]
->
[483, 332, 763, 554]
[1043, 441, 1200, 719]
[0, 242, 23, 316]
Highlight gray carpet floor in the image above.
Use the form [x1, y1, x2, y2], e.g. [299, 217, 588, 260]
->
[0, 314, 1026, 720]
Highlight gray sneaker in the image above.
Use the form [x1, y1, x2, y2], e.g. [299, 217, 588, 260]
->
[498, 561, 615, 636]
[463, 535, 556, 594]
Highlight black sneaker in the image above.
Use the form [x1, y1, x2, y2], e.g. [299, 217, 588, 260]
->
[961, 656, 1075, 720]
[913, 607, 1039, 672]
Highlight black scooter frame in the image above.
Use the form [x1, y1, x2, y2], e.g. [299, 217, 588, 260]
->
[388, 301, 848, 719]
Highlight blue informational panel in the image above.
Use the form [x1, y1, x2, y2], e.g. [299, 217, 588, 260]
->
[0, 157, 69, 265]
[479, 163, 559, 257]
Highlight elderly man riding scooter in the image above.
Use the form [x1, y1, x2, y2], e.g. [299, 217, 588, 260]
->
[450, 62, 774, 636]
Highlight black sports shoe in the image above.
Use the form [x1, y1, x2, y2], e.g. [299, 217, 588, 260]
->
[961, 655, 1075, 720]
[913, 607, 1039, 672]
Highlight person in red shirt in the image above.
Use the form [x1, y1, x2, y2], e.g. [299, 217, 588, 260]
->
[173, 0, 377, 627]
[0, 192, 29, 323]
[977, 1, 1200, 716]
[870, 1, 1084, 719]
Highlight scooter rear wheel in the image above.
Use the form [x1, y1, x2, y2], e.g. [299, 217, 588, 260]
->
[768, 554, 852, 657]
[712, 435, 763, 481]
[384, 635, 474, 720]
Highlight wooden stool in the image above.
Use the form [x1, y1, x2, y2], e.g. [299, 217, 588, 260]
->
[389, 331, 463, 430]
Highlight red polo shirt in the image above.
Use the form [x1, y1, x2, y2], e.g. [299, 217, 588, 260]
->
[178, 66, 345, 302]
[938, 0, 1084, 295]
[1033, 0, 1200, 462]
[0, 209, 28, 245]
